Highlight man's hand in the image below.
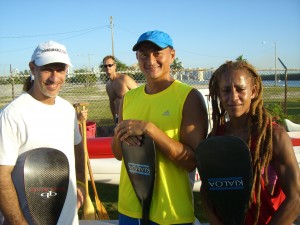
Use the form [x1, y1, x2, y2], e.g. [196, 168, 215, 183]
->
[115, 120, 146, 143]
[77, 109, 88, 124]
[76, 185, 86, 209]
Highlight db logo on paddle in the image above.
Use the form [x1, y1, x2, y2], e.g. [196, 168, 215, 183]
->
[41, 191, 57, 198]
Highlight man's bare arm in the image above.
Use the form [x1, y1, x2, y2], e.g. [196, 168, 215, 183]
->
[0, 165, 28, 225]
[111, 98, 125, 160]
[74, 142, 85, 185]
[124, 74, 138, 90]
[115, 75, 138, 99]
[106, 83, 117, 120]
[267, 127, 300, 224]
[74, 142, 86, 209]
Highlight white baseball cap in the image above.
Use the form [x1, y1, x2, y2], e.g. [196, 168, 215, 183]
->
[31, 40, 72, 67]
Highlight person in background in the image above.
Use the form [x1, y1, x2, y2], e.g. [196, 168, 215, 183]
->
[203, 60, 300, 225]
[102, 55, 137, 123]
[112, 30, 208, 225]
[0, 40, 86, 225]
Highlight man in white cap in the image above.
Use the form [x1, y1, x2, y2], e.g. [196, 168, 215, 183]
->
[112, 30, 208, 224]
[0, 41, 85, 225]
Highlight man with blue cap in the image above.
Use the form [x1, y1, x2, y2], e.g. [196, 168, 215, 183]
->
[112, 30, 208, 224]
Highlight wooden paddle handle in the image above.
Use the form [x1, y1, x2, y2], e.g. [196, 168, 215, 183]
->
[87, 159, 97, 197]
[74, 103, 89, 187]
[73, 102, 89, 108]
[87, 154, 110, 220]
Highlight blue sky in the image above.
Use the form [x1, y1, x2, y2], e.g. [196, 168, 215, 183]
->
[0, 0, 299, 75]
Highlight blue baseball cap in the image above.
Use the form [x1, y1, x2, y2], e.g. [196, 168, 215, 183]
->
[132, 30, 173, 51]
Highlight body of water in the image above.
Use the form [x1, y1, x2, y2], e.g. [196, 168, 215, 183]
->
[262, 80, 300, 87]
[182, 80, 300, 88]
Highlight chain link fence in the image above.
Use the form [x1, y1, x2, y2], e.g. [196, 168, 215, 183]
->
[1, 68, 299, 136]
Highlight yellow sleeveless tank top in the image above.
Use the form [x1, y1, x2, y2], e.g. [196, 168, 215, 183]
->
[118, 80, 195, 224]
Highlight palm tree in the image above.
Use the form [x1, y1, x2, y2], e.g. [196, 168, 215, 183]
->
[236, 55, 247, 61]
[171, 57, 183, 70]
[170, 57, 184, 79]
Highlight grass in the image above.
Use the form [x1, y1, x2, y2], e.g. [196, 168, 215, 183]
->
[263, 86, 300, 123]
[91, 183, 119, 220]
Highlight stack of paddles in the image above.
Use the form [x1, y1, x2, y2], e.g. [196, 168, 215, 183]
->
[74, 102, 110, 220]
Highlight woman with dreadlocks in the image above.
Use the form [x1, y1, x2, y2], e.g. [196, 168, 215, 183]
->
[202, 60, 300, 225]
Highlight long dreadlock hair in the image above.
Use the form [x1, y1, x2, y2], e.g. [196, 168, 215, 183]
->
[208, 60, 273, 224]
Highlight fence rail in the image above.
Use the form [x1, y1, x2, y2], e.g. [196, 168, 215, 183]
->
[1, 68, 300, 134]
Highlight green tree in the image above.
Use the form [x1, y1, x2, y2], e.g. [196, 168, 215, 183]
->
[69, 68, 97, 86]
[18, 70, 30, 76]
[236, 55, 247, 61]
[171, 57, 184, 70]
[115, 60, 128, 71]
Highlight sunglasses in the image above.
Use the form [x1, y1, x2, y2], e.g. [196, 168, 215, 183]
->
[103, 64, 114, 68]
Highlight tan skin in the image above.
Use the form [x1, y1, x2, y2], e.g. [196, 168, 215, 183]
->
[111, 42, 208, 172]
[203, 69, 300, 225]
[77, 109, 88, 124]
[0, 63, 86, 225]
[104, 57, 137, 122]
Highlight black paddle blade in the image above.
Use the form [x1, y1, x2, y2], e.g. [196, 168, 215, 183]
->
[24, 148, 69, 225]
[122, 135, 156, 225]
[196, 136, 253, 225]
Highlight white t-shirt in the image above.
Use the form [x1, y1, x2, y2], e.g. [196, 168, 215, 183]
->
[0, 211, 3, 225]
[0, 93, 82, 225]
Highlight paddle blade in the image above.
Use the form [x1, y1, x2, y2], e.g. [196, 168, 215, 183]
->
[196, 136, 253, 225]
[24, 148, 69, 225]
[122, 135, 156, 225]
[94, 194, 110, 220]
[82, 195, 98, 220]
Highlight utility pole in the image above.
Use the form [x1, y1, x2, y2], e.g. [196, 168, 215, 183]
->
[110, 16, 114, 56]
[274, 42, 277, 86]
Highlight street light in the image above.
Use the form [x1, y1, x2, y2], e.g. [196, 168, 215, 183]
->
[262, 41, 277, 86]
[110, 16, 114, 57]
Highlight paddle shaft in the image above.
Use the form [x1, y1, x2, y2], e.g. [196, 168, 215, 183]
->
[74, 102, 110, 220]
[87, 155, 110, 220]
[74, 103, 98, 220]
[79, 104, 109, 219]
